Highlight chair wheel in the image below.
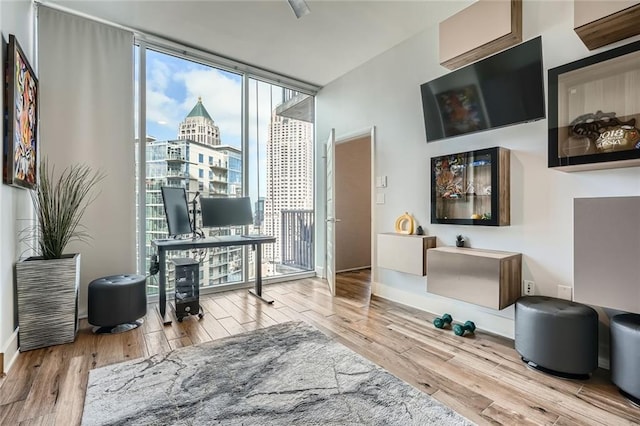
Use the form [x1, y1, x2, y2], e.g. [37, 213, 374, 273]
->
[198, 313, 204, 319]
[177, 317, 183, 322]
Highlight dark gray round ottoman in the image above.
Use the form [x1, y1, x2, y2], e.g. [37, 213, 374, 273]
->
[88, 274, 147, 333]
[610, 313, 640, 405]
[515, 296, 598, 379]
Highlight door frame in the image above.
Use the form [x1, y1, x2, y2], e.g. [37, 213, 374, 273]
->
[331, 126, 376, 290]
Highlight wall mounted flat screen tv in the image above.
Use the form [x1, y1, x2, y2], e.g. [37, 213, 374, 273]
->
[200, 197, 254, 228]
[421, 36, 545, 142]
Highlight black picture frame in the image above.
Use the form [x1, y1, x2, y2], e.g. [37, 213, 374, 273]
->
[548, 39, 640, 170]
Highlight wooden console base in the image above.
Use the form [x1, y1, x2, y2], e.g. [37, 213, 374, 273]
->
[427, 247, 521, 310]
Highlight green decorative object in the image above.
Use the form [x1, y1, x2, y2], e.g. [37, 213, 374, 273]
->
[433, 313, 453, 329]
[453, 321, 476, 336]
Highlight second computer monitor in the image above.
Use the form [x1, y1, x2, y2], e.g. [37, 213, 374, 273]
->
[200, 196, 253, 228]
[161, 186, 193, 236]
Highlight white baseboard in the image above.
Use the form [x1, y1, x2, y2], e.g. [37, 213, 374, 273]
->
[373, 283, 516, 339]
[2, 328, 20, 373]
[315, 266, 324, 278]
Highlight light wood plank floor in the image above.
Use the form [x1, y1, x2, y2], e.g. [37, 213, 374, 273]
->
[1, 270, 638, 425]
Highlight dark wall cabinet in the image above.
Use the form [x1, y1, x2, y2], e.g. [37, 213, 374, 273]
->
[548, 39, 640, 171]
[431, 147, 510, 226]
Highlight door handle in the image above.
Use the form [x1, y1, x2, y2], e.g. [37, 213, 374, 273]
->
[326, 218, 342, 223]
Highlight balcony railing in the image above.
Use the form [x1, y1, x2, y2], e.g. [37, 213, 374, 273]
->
[209, 161, 228, 170]
[167, 170, 188, 178]
[167, 153, 186, 162]
[281, 209, 314, 270]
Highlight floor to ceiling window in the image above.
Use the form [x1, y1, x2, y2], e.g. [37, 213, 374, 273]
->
[134, 41, 315, 297]
[248, 81, 314, 281]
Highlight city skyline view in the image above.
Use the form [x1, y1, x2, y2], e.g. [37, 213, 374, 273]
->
[139, 48, 291, 201]
[136, 45, 315, 292]
[145, 49, 241, 146]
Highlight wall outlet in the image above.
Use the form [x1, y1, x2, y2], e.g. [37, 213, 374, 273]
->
[523, 280, 535, 295]
[557, 285, 573, 301]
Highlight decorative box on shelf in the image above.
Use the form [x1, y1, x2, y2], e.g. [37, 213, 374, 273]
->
[548, 39, 640, 171]
[431, 147, 510, 226]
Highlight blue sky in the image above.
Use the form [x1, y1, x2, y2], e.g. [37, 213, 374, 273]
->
[135, 47, 285, 199]
[141, 49, 284, 147]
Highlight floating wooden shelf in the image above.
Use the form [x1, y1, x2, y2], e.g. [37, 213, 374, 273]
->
[574, 1, 640, 50]
[426, 247, 522, 310]
[439, 0, 522, 70]
[377, 233, 436, 276]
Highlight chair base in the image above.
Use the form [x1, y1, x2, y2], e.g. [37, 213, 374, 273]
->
[521, 357, 590, 381]
[92, 319, 144, 334]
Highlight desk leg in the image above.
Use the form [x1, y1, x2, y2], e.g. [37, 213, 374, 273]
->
[249, 242, 274, 304]
[157, 249, 172, 325]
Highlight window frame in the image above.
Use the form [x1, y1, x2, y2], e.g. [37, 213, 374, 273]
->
[135, 37, 318, 296]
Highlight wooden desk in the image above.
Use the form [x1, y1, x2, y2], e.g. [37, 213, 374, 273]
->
[152, 235, 276, 324]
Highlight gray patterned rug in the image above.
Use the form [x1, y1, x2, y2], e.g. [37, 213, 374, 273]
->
[82, 321, 473, 425]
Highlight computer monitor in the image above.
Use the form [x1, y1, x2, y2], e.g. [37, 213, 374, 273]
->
[200, 196, 253, 228]
[161, 186, 193, 236]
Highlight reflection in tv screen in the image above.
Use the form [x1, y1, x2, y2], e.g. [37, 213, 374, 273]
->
[421, 36, 545, 142]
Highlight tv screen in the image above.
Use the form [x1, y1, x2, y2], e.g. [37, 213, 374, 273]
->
[421, 36, 545, 142]
[161, 186, 193, 236]
[201, 197, 254, 228]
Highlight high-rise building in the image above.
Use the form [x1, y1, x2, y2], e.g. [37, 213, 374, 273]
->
[263, 112, 313, 264]
[144, 99, 242, 293]
[178, 97, 221, 145]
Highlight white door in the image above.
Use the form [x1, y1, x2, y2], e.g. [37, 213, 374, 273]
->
[325, 129, 336, 296]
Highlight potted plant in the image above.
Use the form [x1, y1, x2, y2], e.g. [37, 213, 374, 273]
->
[16, 159, 104, 351]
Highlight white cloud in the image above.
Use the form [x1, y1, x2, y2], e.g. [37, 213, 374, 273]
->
[145, 57, 183, 137]
[144, 54, 286, 148]
[175, 68, 243, 146]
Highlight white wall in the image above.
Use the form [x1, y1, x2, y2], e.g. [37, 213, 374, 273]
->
[316, 0, 640, 338]
[0, 0, 35, 372]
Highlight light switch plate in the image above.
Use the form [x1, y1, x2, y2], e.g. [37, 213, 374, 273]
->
[376, 176, 387, 188]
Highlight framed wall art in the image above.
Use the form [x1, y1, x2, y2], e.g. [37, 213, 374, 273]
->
[4, 34, 38, 189]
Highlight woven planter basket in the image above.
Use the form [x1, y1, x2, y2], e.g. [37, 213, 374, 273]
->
[15, 253, 80, 351]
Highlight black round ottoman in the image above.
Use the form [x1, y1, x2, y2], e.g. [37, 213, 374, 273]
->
[88, 274, 147, 333]
[515, 296, 598, 379]
[610, 313, 640, 405]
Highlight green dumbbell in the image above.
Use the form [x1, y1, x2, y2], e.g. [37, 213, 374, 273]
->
[453, 321, 476, 336]
[433, 313, 453, 329]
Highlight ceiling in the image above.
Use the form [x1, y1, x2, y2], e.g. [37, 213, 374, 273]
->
[50, 0, 473, 88]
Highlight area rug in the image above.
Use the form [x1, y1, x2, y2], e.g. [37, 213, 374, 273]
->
[82, 321, 473, 425]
